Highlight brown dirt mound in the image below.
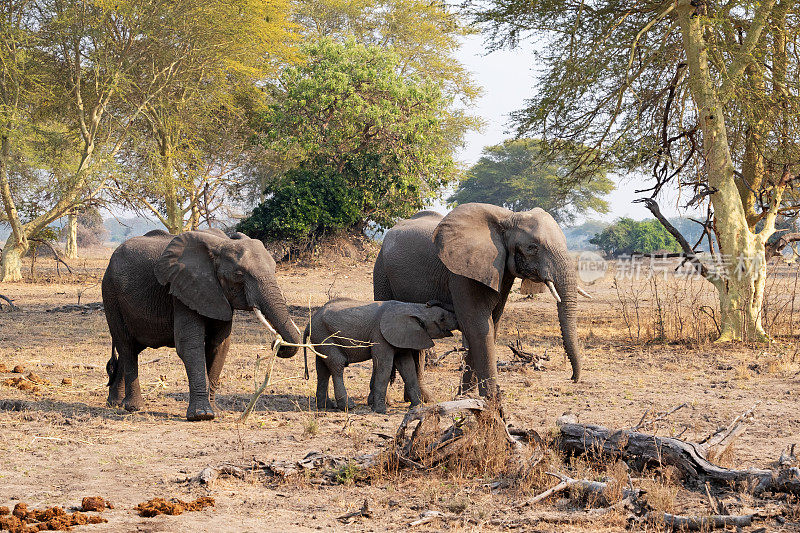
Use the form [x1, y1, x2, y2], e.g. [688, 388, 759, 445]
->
[135, 497, 214, 517]
[12, 365, 24, 373]
[79, 497, 112, 512]
[267, 233, 381, 266]
[2, 377, 40, 393]
[0, 503, 106, 532]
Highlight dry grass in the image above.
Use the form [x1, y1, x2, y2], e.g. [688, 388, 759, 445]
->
[0, 248, 798, 531]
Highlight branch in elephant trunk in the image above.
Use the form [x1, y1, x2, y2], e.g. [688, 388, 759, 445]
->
[545, 281, 561, 303]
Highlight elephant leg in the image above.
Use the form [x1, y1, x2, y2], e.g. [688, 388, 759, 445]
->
[117, 342, 145, 411]
[459, 347, 477, 395]
[174, 302, 214, 421]
[315, 356, 336, 410]
[451, 276, 501, 398]
[395, 351, 423, 407]
[370, 343, 395, 414]
[325, 346, 353, 411]
[205, 321, 232, 408]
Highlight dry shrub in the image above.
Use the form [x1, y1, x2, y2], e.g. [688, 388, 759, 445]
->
[439, 410, 513, 479]
[641, 477, 679, 514]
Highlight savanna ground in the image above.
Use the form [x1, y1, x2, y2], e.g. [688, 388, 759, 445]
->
[1, 244, 799, 532]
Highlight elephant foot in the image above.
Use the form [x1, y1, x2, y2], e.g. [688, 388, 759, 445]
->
[122, 394, 144, 412]
[315, 397, 338, 410]
[187, 403, 215, 421]
[106, 396, 123, 408]
[367, 392, 392, 407]
[371, 403, 387, 414]
[336, 398, 356, 411]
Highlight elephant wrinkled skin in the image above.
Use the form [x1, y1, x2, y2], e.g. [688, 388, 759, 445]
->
[102, 229, 301, 421]
[373, 203, 582, 398]
[303, 298, 459, 414]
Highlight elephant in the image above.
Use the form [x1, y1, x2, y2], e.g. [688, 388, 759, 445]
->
[102, 228, 302, 421]
[302, 298, 459, 414]
[373, 203, 583, 399]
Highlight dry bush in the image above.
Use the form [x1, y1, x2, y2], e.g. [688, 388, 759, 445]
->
[609, 258, 800, 345]
[641, 477, 679, 514]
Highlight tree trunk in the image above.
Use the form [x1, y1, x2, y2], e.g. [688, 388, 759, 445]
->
[65, 210, 78, 259]
[677, 1, 773, 341]
[0, 236, 26, 282]
[159, 135, 183, 234]
[0, 134, 27, 282]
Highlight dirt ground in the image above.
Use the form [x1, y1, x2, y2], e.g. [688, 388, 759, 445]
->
[0, 248, 799, 532]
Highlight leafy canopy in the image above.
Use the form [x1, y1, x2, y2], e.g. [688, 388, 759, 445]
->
[449, 139, 614, 224]
[590, 218, 681, 257]
[239, 38, 457, 241]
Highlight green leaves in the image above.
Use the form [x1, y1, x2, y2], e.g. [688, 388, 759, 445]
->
[449, 138, 614, 224]
[241, 38, 458, 241]
[589, 218, 681, 257]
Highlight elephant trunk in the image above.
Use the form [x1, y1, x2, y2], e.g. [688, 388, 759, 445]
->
[252, 279, 301, 359]
[552, 255, 582, 382]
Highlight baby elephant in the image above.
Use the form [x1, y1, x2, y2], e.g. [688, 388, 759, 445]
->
[303, 298, 459, 413]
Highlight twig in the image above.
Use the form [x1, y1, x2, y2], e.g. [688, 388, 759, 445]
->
[239, 335, 373, 422]
[29, 238, 73, 274]
[337, 499, 371, 523]
[30, 435, 95, 446]
[409, 510, 447, 527]
[0, 293, 19, 311]
[633, 403, 688, 430]
[697, 401, 760, 459]
[526, 478, 571, 505]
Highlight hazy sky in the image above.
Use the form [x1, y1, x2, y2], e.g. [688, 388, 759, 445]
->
[451, 33, 695, 223]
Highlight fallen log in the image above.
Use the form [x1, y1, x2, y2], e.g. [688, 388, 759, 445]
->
[657, 512, 757, 531]
[558, 422, 800, 495]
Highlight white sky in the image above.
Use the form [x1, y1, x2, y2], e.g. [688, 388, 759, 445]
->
[449, 33, 694, 223]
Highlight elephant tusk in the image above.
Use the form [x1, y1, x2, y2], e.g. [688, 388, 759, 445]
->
[546, 281, 562, 303]
[577, 287, 593, 299]
[253, 308, 277, 335]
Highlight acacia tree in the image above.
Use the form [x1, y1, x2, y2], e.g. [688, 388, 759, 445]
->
[450, 139, 614, 224]
[109, 0, 295, 234]
[473, 0, 800, 341]
[0, 0, 194, 281]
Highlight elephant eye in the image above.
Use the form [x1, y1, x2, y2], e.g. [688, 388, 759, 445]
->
[527, 243, 539, 253]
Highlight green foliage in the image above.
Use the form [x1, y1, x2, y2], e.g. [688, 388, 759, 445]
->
[236, 168, 362, 241]
[241, 38, 457, 241]
[449, 139, 614, 224]
[589, 218, 681, 257]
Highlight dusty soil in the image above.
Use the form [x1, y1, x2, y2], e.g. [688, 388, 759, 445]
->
[1, 251, 799, 532]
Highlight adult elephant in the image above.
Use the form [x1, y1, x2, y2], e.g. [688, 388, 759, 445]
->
[373, 204, 582, 398]
[102, 229, 301, 421]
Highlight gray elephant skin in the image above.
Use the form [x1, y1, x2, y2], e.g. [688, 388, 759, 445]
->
[303, 298, 459, 414]
[373, 203, 582, 398]
[102, 229, 302, 421]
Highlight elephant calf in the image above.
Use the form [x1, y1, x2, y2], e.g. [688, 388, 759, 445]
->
[303, 298, 459, 413]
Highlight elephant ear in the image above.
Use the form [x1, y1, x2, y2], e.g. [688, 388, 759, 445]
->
[380, 304, 435, 350]
[433, 203, 510, 292]
[154, 231, 232, 321]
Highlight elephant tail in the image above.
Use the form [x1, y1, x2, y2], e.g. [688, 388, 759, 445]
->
[302, 324, 310, 380]
[106, 340, 118, 387]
